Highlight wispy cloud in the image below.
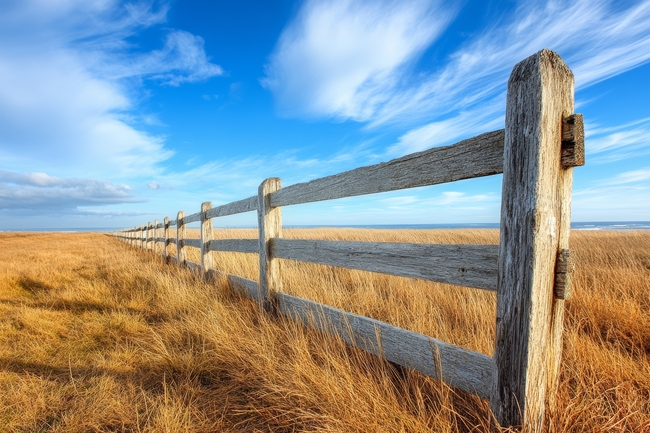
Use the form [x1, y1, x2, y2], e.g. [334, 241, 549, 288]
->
[264, 0, 650, 159]
[0, 170, 142, 210]
[600, 168, 650, 185]
[262, 0, 458, 121]
[586, 117, 650, 162]
[0, 0, 221, 178]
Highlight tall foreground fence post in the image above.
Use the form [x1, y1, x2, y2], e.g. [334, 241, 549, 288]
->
[177, 211, 186, 265]
[201, 202, 214, 275]
[491, 49, 577, 431]
[258, 178, 283, 312]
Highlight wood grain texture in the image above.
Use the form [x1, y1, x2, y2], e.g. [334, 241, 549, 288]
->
[270, 130, 504, 207]
[153, 220, 159, 254]
[271, 238, 498, 291]
[491, 49, 575, 431]
[258, 178, 283, 311]
[207, 239, 258, 254]
[229, 274, 261, 302]
[201, 202, 214, 274]
[163, 217, 170, 259]
[147, 222, 153, 250]
[181, 238, 202, 249]
[184, 260, 201, 273]
[177, 211, 186, 265]
[278, 292, 493, 399]
[205, 195, 258, 219]
[561, 114, 585, 168]
[553, 249, 573, 300]
[182, 212, 201, 225]
[168, 219, 177, 226]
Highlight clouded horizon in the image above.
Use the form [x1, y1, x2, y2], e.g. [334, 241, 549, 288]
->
[1, 0, 649, 229]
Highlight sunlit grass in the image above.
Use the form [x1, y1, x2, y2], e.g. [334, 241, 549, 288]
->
[0, 230, 648, 432]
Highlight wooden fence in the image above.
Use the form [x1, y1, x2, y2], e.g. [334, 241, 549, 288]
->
[111, 49, 584, 431]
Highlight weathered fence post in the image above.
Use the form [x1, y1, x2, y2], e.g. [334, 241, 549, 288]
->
[201, 202, 215, 276]
[139, 225, 144, 249]
[491, 49, 578, 431]
[177, 211, 186, 266]
[257, 178, 283, 312]
[164, 217, 170, 262]
[146, 222, 152, 250]
[153, 219, 159, 254]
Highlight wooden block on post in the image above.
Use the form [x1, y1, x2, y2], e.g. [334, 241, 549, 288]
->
[257, 178, 282, 312]
[177, 211, 186, 266]
[561, 114, 585, 168]
[491, 49, 577, 431]
[201, 202, 215, 276]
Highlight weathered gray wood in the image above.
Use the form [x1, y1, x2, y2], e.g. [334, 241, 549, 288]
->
[205, 195, 258, 219]
[492, 49, 576, 431]
[147, 222, 153, 250]
[153, 220, 159, 253]
[169, 219, 177, 226]
[167, 238, 177, 245]
[181, 238, 202, 249]
[561, 114, 585, 168]
[270, 130, 504, 207]
[177, 211, 186, 265]
[278, 292, 493, 399]
[258, 178, 283, 311]
[207, 239, 259, 254]
[201, 202, 215, 275]
[182, 212, 201, 225]
[184, 260, 201, 273]
[553, 249, 573, 300]
[271, 239, 498, 291]
[163, 217, 170, 260]
[229, 274, 261, 302]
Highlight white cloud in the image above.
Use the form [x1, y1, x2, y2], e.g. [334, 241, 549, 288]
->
[572, 185, 650, 221]
[0, 0, 221, 178]
[601, 169, 650, 185]
[371, 0, 650, 127]
[586, 117, 650, 162]
[0, 170, 142, 210]
[262, 0, 457, 121]
[387, 101, 505, 155]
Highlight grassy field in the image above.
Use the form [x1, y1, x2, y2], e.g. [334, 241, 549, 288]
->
[0, 229, 648, 432]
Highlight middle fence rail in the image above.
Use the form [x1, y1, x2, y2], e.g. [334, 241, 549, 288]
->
[111, 49, 584, 431]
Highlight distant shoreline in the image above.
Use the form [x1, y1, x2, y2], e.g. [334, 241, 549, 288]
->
[1, 221, 649, 232]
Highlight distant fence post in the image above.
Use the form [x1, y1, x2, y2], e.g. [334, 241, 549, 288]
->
[491, 49, 576, 431]
[257, 178, 283, 312]
[201, 202, 214, 276]
[146, 222, 152, 250]
[177, 211, 186, 266]
[164, 217, 170, 262]
[139, 225, 144, 249]
[154, 220, 159, 254]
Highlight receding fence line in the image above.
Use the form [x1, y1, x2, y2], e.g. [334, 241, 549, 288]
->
[110, 49, 584, 432]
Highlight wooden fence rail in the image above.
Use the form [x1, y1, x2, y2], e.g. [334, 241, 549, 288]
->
[110, 49, 584, 432]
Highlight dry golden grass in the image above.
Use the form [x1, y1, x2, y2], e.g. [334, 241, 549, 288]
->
[0, 229, 648, 432]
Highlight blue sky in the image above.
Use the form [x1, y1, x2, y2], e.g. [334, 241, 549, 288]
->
[1, 0, 649, 229]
